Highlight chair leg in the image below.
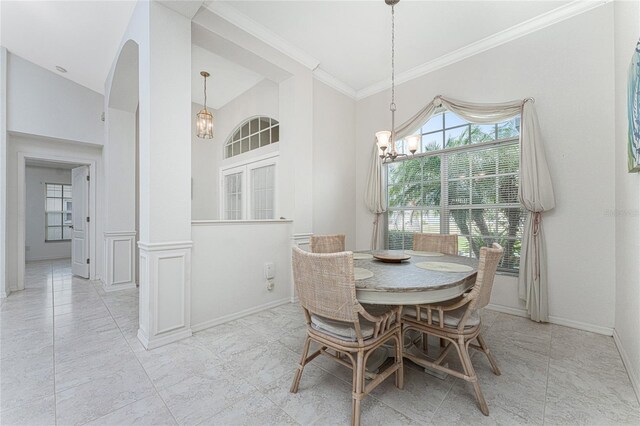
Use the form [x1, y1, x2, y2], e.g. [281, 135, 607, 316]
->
[477, 333, 501, 376]
[395, 329, 404, 389]
[290, 336, 311, 393]
[458, 339, 489, 416]
[422, 333, 429, 353]
[352, 350, 365, 426]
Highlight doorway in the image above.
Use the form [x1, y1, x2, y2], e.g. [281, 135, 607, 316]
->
[17, 153, 97, 291]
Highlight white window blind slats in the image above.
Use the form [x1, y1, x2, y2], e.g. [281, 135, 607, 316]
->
[45, 183, 72, 242]
[386, 111, 522, 273]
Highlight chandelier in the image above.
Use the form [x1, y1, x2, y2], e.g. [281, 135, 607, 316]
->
[196, 71, 214, 139]
[375, 0, 418, 163]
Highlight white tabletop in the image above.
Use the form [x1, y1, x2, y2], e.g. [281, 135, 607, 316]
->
[354, 250, 478, 305]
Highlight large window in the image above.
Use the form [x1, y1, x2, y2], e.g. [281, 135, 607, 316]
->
[224, 116, 279, 159]
[386, 110, 522, 272]
[45, 183, 72, 242]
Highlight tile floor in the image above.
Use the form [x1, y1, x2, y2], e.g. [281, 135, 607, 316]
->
[1, 259, 639, 425]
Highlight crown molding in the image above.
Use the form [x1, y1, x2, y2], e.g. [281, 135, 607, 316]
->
[355, 0, 611, 100]
[313, 68, 357, 99]
[204, 1, 320, 70]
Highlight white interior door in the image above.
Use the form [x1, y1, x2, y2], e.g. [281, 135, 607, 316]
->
[71, 166, 90, 278]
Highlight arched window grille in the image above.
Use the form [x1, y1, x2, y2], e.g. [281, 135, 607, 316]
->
[224, 116, 279, 159]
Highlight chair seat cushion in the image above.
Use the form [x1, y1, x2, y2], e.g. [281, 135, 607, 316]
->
[403, 305, 480, 329]
[310, 315, 375, 341]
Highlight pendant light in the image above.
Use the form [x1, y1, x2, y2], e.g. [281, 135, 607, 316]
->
[196, 71, 214, 139]
[375, 0, 416, 162]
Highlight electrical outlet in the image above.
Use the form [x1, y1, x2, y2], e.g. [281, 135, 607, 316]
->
[264, 262, 275, 280]
[266, 279, 275, 291]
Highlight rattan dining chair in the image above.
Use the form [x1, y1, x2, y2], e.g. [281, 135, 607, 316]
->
[402, 243, 504, 416]
[310, 234, 346, 253]
[412, 233, 459, 350]
[290, 247, 403, 426]
[412, 233, 458, 255]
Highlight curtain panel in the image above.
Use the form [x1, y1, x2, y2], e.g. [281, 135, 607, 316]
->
[364, 95, 555, 322]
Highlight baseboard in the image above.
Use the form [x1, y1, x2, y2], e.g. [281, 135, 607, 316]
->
[103, 281, 137, 292]
[191, 297, 291, 333]
[26, 256, 71, 262]
[290, 295, 299, 303]
[486, 304, 614, 336]
[486, 303, 528, 318]
[548, 315, 613, 336]
[137, 328, 193, 350]
[613, 329, 640, 404]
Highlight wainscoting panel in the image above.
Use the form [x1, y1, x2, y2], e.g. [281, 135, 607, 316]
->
[137, 241, 192, 350]
[104, 231, 136, 291]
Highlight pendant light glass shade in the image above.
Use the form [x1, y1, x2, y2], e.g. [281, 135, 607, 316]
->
[376, 131, 391, 151]
[196, 108, 213, 139]
[196, 71, 214, 139]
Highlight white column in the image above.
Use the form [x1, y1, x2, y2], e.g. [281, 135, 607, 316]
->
[279, 71, 314, 234]
[136, 2, 193, 349]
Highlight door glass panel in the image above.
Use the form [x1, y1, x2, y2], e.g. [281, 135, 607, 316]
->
[251, 165, 275, 220]
[224, 172, 243, 220]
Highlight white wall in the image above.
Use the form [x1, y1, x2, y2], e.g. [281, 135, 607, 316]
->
[6, 53, 104, 145]
[613, 0, 640, 399]
[191, 102, 219, 219]
[312, 79, 357, 250]
[355, 6, 616, 332]
[190, 220, 293, 330]
[25, 166, 72, 261]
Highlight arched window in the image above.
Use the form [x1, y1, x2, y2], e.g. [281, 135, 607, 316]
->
[224, 116, 279, 159]
[386, 110, 522, 272]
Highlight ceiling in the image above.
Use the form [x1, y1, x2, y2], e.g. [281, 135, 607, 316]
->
[26, 158, 83, 170]
[0, 0, 136, 94]
[1, 0, 589, 101]
[216, 0, 573, 93]
[191, 45, 264, 109]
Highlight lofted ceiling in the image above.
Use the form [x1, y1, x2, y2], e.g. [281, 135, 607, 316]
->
[1, 0, 602, 101]
[191, 45, 264, 109]
[215, 0, 575, 96]
[0, 0, 136, 94]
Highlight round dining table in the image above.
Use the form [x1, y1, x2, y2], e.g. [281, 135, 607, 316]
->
[352, 250, 479, 379]
[353, 250, 479, 305]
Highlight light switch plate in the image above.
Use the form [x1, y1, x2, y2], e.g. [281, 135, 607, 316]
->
[264, 262, 275, 280]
